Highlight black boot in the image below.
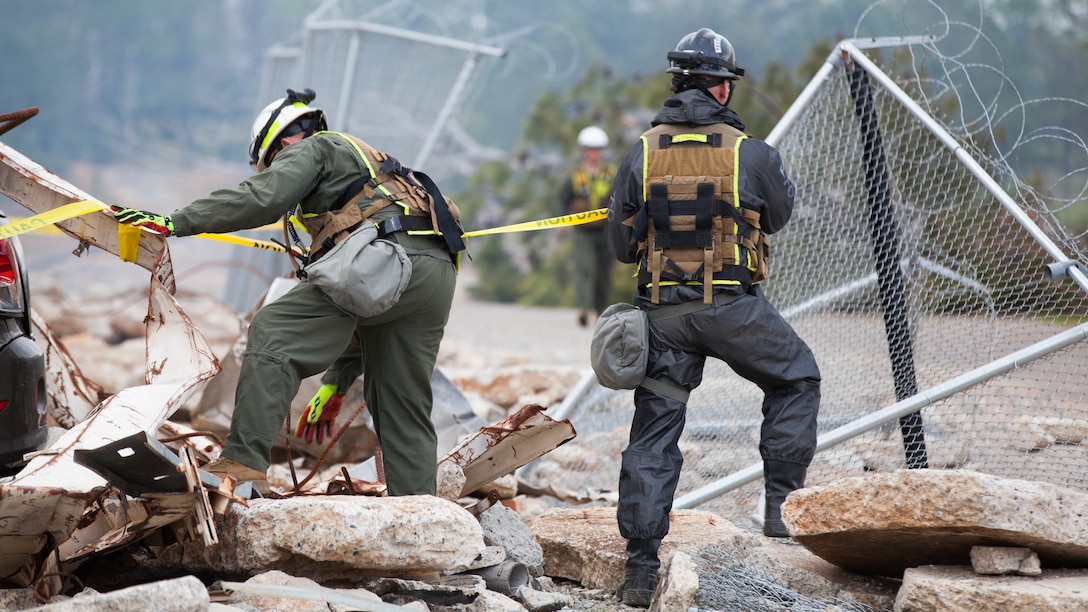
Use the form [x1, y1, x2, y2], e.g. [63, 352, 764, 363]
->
[615, 538, 661, 608]
[763, 460, 807, 538]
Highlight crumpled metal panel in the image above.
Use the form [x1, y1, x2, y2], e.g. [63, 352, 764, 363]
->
[0, 139, 174, 293]
[0, 251, 219, 591]
[440, 404, 576, 497]
[31, 308, 107, 428]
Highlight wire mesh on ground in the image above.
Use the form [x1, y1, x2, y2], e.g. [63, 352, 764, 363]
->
[524, 34, 1088, 526]
[693, 546, 884, 612]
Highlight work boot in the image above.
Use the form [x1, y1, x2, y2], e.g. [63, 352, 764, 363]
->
[615, 538, 661, 608]
[578, 309, 589, 327]
[763, 459, 808, 538]
[203, 456, 267, 483]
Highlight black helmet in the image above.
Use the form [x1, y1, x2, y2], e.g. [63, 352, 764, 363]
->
[667, 28, 744, 80]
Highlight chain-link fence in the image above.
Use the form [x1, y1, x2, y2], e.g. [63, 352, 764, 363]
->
[226, 0, 505, 312]
[524, 35, 1088, 527]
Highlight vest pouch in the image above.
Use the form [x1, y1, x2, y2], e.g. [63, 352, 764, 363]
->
[302, 221, 412, 318]
[590, 302, 649, 390]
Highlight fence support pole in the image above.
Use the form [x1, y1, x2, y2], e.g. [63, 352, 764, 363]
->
[847, 58, 928, 469]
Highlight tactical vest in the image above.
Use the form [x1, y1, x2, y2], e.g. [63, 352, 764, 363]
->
[638, 123, 768, 304]
[299, 132, 465, 264]
[568, 162, 614, 216]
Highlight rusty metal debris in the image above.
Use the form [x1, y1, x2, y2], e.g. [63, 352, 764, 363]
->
[0, 134, 579, 601]
[440, 403, 577, 498]
[0, 107, 39, 138]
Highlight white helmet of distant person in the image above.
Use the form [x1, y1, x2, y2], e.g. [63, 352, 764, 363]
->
[577, 125, 609, 149]
[248, 88, 328, 172]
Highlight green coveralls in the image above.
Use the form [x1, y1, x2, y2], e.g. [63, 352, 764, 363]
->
[559, 162, 615, 315]
[171, 132, 457, 496]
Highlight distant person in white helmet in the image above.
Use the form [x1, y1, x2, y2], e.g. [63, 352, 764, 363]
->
[111, 88, 466, 496]
[558, 125, 616, 327]
[604, 28, 821, 607]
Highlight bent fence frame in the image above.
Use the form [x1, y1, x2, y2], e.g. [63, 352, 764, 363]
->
[533, 36, 1088, 510]
[675, 37, 1088, 509]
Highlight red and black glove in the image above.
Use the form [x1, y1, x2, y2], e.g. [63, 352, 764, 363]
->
[294, 383, 344, 445]
[110, 205, 175, 236]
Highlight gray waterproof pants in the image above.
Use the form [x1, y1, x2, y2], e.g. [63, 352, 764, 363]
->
[617, 284, 820, 539]
[224, 236, 457, 496]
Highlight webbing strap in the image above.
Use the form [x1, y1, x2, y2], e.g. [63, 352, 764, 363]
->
[658, 133, 724, 149]
[377, 215, 432, 236]
[378, 156, 465, 253]
[646, 290, 744, 322]
[637, 290, 744, 402]
[695, 182, 714, 242]
[649, 183, 670, 237]
[639, 377, 689, 403]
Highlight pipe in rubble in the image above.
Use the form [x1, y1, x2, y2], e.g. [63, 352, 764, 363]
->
[467, 560, 531, 597]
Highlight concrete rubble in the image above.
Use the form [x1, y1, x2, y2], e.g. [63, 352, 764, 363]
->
[784, 469, 1088, 610]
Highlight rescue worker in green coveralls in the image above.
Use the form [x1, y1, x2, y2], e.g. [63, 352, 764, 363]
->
[559, 125, 615, 327]
[111, 89, 465, 496]
[603, 30, 821, 606]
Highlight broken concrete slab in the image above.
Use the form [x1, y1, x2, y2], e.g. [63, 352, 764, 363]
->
[530, 506, 899, 609]
[971, 546, 1042, 576]
[477, 502, 545, 577]
[649, 550, 698, 612]
[140, 495, 487, 582]
[783, 469, 1088, 578]
[219, 570, 391, 611]
[23, 575, 209, 612]
[529, 507, 750, 591]
[895, 565, 1088, 611]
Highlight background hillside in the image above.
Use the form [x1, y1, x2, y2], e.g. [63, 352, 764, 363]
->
[2, 0, 1085, 176]
[2, 0, 1087, 307]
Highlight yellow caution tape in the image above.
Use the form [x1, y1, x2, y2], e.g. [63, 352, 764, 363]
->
[3, 202, 608, 257]
[463, 208, 606, 237]
[193, 232, 291, 253]
[0, 200, 107, 239]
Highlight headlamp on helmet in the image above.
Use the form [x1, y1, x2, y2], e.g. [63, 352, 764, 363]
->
[248, 88, 329, 172]
[666, 28, 745, 81]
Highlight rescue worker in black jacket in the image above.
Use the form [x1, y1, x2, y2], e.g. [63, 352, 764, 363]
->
[111, 89, 463, 496]
[604, 29, 821, 607]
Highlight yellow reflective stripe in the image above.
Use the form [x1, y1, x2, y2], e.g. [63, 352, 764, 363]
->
[329, 131, 410, 215]
[654, 279, 741, 287]
[640, 135, 650, 202]
[732, 135, 747, 268]
[260, 102, 309, 153]
[671, 134, 710, 144]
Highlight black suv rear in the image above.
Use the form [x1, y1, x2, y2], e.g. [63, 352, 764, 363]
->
[0, 212, 47, 472]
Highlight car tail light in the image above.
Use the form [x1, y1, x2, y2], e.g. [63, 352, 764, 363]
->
[0, 399, 7, 414]
[0, 238, 24, 315]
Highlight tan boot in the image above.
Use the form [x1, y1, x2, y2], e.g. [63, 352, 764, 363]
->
[202, 456, 267, 483]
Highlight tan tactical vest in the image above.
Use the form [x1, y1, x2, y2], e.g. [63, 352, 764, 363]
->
[568, 162, 614, 215]
[640, 122, 768, 304]
[300, 132, 462, 263]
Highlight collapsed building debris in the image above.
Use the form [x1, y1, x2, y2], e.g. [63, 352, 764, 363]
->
[0, 136, 579, 608]
[7, 118, 1088, 611]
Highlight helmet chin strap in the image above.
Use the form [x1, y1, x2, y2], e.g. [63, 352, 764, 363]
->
[673, 77, 733, 107]
[721, 81, 735, 107]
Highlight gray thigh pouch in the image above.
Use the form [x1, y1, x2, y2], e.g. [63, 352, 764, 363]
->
[302, 221, 412, 318]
